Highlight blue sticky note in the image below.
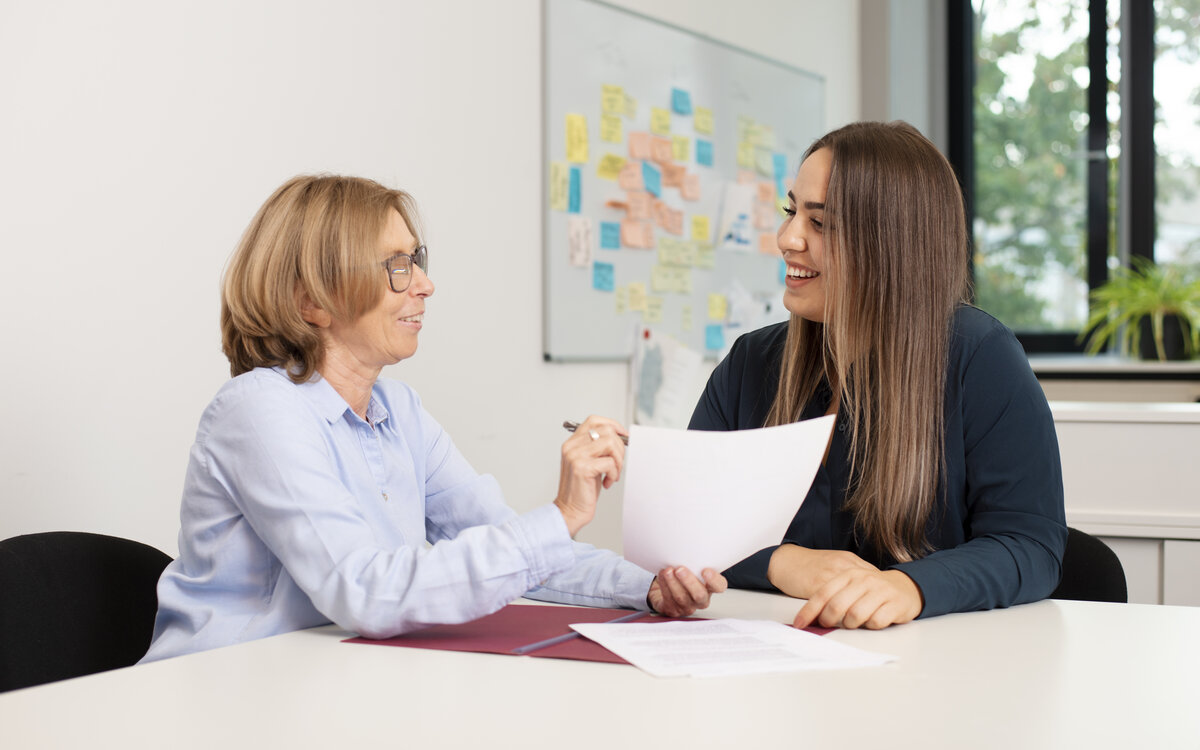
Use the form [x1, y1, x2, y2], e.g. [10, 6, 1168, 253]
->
[696, 139, 714, 167]
[779, 258, 787, 284]
[568, 166, 581, 213]
[593, 261, 615, 292]
[705, 324, 725, 351]
[773, 153, 788, 180]
[671, 88, 693, 115]
[600, 221, 621, 249]
[642, 162, 661, 198]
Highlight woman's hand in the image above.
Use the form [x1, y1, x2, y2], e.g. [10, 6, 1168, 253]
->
[647, 567, 728, 617]
[553, 416, 627, 537]
[767, 544, 879, 599]
[792, 569, 923, 630]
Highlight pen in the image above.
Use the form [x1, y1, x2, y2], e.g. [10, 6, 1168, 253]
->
[562, 420, 629, 445]
[511, 609, 649, 655]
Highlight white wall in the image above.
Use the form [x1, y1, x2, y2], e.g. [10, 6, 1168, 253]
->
[0, 0, 860, 556]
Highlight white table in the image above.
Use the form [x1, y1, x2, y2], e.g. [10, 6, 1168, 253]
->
[2, 591, 1197, 749]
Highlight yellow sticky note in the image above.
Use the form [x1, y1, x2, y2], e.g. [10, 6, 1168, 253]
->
[549, 162, 569, 211]
[694, 106, 713, 135]
[650, 107, 671, 136]
[628, 282, 647, 312]
[737, 141, 755, 169]
[681, 304, 693, 332]
[623, 92, 637, 118]
[671, 135, 690, 162]
[601, 84, 625, 114]
[600, 114, 623, 144]
[596, 154, 626, 181]
[695, 242, 715, 269]
[615, 286, 629, 314]
[644, 296, 664, 323]
[691, 215, 711, 243]
[708, 293, 728, 321]
[566, 114, 589, 164]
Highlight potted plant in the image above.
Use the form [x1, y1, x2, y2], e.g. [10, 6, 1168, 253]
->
[1080, 257, 1200, 361]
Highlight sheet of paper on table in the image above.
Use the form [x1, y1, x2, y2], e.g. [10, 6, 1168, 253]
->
[570, 618, 896, 678]
[622, 415, 835, 574]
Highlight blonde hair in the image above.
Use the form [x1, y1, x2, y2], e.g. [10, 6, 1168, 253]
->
[766, 121, 971, 562]
[220, 174, 422, 383]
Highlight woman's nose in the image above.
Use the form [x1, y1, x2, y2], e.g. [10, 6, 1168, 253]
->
[411, 265, 434, 297]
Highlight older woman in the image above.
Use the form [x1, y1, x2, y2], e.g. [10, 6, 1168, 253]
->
[142, 175, 723, 662]
[690, 121, 1066, 630]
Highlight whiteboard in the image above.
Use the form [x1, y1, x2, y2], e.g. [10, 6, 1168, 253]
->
[542, 0, 824, 361]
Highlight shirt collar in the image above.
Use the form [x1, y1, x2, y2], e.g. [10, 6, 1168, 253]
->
[278, 367, 390, 426]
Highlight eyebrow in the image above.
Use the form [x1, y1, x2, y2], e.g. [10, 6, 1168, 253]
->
[786, 191, 825, 211]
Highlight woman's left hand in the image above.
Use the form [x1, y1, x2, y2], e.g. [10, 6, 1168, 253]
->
[792, 569, 923, 630]
[647, 567, 728, 617]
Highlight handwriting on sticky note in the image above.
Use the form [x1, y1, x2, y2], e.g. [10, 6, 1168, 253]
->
[650, 107, 671, 135]
[601, 84, 625, 114]
[691, 215, 711, 242]
[628, 282, 647, 311]
[600, 114, 623, 144]
[681, 173, 701, 201]
[671, 88, 692, 115]
[708, 293, 728, 321]
[567, 215, 593, 267]
[593, 261, 614, 292]
[596, 153, 626, 181]
[672, 135, 690, 162]
[600, 221, 621, 249]
[567, 166, 581, 213]
[628, 132, 652, 161]
[644, 296, 664, 322]
[549, 162, 569, 212]
[694, 106, 713, 135]
[566, 113, 589, 163]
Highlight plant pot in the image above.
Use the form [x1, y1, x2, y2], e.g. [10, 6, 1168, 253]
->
[1137, 314, 1188, 361]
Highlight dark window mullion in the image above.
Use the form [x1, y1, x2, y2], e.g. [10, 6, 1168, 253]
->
[1124, 0, 1155, 263]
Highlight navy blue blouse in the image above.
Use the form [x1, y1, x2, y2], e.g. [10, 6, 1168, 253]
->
[688, 305, 1067, 618]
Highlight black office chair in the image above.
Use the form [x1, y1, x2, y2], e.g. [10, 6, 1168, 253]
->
[0, 531, 171, 692]
[1050, 527, 1128, 603]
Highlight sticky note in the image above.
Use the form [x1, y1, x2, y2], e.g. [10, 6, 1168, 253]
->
[600, 114, 623, 144]
[671, 88, 693, 115]
[600, 221, 621, 249]
[757, 181, 775, 204]
[566, 113, 589, 163]
[549, 162, 569, 211]
[691, 215, 711, 242]
[628, 132, 652, 160]
[651, 137, 674, 163]
[756, 148, 775, 177]
[650, 107, 671, 136]
[626, 191, 652, 220]
[623, 92, 637, 118]
[593, 261, 615, 292]
[759, 232, 776, 255]
[644, 296, 664, 323]
[601, 84, 625, 114]
[671, 135, 690, 162]
[597, 153, 626, 181]
[568, 166, 581, 213]
[628, 282, 647, 311]
[621, 219, 654, 249]
[616, 285, 629, 314]
[696, 139, 713, 167]
[755, 201, 778, 230]
[661, 163, 686, 188]
[705, 324, 725, 350]
[708, 293, 728, 320]
[773, 152, 788, 180]
[681, 304, 693, 332]
[695, 242, 715, 269]
[737, 141, 755, 169]
[642, 162, 662, 198]
[618, 161, 644, 191]
[694, 106, 713, 135]
[681, 173, 701, 201]
[567, 216, 593, 267]
[779, 259, 788, 284]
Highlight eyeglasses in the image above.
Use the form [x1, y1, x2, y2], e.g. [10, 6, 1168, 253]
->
[381, 245, 429, 293]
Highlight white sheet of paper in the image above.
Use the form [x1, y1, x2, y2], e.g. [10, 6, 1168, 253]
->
[622, 415, 834, 575]
[570, 619, 896, 678]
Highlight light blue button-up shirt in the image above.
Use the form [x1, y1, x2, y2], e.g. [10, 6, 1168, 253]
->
[141, 368, 653, 662]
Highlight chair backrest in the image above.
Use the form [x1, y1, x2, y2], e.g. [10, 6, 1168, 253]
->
[1050, 527, 1128, 603]
[0, 531, 171, 692]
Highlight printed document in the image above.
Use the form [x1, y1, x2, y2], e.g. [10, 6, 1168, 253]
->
[622, 415, 835, 574]
[570, 619, 896, 678]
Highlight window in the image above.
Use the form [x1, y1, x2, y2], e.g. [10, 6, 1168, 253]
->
[948, 0, 1200, 353]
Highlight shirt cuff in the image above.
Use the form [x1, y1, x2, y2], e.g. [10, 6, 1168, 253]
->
[509, 503, 577, 585]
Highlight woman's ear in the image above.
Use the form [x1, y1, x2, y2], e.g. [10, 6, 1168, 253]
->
[298, 289, 332, 328]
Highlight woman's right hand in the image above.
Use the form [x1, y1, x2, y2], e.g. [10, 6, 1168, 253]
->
[553, 416, 627, 537]
[767, 544, 879, 599]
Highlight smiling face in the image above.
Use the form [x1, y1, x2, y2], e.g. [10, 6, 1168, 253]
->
[778, 147, 832, 323]
[320, 208, 434, 374]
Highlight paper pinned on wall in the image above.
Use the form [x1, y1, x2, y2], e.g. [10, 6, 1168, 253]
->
[622, 415, 835, 575]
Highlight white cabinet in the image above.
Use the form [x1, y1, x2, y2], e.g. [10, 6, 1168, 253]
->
[1051, 402, 1200, 606]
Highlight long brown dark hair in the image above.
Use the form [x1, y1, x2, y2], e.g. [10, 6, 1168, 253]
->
[766, 121, 971, 562]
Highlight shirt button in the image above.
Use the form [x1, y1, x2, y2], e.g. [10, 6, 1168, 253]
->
[381, 492, 389, 502]
[837, 420, 848, 433]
